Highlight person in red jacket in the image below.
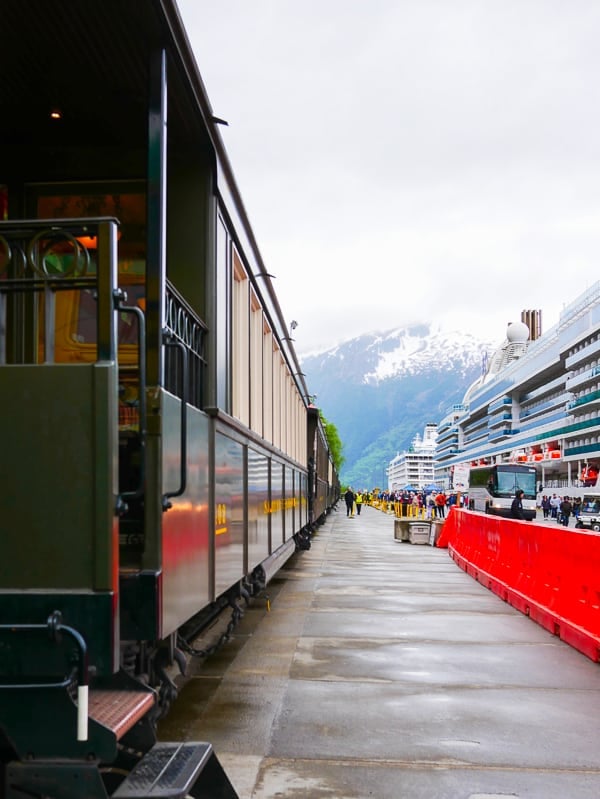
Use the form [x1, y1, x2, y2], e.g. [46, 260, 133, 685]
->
[435, 491, 447, 519]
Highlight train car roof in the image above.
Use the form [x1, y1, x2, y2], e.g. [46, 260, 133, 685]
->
[3, 0, 309, 400]
[3, 0, 213, 151]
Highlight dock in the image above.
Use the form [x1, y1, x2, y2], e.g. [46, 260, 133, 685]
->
[159, 504, 600, 798]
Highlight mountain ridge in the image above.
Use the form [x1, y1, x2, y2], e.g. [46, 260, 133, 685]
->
[300, 323, 497, 488]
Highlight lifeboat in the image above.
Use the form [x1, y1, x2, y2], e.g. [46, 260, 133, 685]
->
[581, 466, 599, 487]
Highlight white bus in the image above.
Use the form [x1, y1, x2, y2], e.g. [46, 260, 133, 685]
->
[467, 464, 537, 520]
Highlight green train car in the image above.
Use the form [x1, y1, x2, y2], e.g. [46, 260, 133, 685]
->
[0, 2, 339, 797]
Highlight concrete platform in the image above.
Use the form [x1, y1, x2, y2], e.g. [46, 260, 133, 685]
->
[158, 505, 600, 798]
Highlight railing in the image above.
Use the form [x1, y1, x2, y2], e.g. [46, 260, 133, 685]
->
[163, 281, 207, 411]
[565, 336, 600, 369]
[0, 611, 90, 741]
[558, 280, 600, 331]
[0, 218, 117, 364]
[568, 389, 600, 411]
[488, 397, 511, 413]
[566, 365, 600, 391]
[536, 417, 600, 441]
[541, 478, 589, 490]
[370, 500, 448, 520]
[563, 443, 600, 458]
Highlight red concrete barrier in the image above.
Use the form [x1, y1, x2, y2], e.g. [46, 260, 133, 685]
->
[437, 508, 600, 662]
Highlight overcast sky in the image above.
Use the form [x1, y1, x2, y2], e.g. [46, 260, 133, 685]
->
[177, 0, 600, 354]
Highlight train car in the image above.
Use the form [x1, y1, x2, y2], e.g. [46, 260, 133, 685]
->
[307, 407, 341, 531]
[0, 2, 338, 798]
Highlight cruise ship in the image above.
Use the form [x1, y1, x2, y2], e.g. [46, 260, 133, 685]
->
[435, 281, 600, 494]
[387, 423, 438, 491]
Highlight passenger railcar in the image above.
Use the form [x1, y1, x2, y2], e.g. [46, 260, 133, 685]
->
[308, 406, 341, 526]
[0, 2, 338, 797]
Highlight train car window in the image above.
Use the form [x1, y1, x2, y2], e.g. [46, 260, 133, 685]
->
[75, 284, 145, 346]
[75, 289, 98, 344]
[32, 182, 146, 275]
[27, 183, 146, 363]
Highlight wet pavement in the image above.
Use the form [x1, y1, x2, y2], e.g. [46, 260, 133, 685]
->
[158, 504, 600, 798]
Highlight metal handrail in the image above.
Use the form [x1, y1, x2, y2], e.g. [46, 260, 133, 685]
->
[116, 289, 147, 510]
[0, 611, 90, 741]
[162, 331, 188, 511]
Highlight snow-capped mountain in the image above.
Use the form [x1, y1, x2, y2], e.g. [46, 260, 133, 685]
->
[303, 323, 496, 385]
[300, 323, 497, 488]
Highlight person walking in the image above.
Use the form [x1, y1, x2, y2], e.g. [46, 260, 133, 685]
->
[344, 487, 355, 517]
[559, 496, 572, 527]
[541, 495, 551, 519]
[355, 491, 363, 515]
[426, 494, 434, 520]
[510, 489, 525, 520]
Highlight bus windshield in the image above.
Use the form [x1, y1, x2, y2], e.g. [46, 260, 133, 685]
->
[495, 469, 537, 499]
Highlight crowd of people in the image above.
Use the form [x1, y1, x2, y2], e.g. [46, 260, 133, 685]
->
[342, 488, 591, 527]
[539, 494, 582, 526]
[343, 488, 466, 519]
[341, 482, 598, 531]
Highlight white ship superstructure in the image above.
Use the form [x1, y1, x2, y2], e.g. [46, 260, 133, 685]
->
[388, 423, 438, 490]
[435, 283, 600, 493]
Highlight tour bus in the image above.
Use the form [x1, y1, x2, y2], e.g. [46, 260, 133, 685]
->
[468, 463, 537, 520]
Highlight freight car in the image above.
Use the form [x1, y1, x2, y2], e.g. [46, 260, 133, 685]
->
[0, 2, 339, 797]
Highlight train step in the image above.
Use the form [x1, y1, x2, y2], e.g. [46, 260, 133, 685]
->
[112, 741, 239, 799]
[88, 689, 155, 740]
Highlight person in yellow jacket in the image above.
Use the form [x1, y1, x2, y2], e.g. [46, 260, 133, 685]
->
[355, 491, 363, 515]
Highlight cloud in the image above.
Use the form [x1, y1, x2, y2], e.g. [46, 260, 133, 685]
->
[178, 0, 600, 354]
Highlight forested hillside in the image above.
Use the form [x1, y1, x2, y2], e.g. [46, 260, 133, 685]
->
[301, 324, 495, 488]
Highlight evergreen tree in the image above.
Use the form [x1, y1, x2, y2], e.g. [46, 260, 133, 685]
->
[320, 412, 345, 473]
